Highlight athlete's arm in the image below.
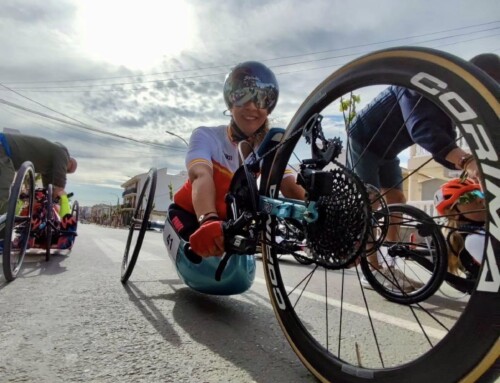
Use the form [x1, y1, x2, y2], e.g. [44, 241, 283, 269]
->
[281, 175, 306, 200]
[189, 163, 218, 220]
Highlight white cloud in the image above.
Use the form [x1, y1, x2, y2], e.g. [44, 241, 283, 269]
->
[0, 0, 498, 205]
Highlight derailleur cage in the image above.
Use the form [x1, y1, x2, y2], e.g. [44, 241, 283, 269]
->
[302, 113, 343, 170]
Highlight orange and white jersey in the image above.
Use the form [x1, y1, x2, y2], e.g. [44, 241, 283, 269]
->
[174, 125, 239, 219]
[174, 125, 295, 219]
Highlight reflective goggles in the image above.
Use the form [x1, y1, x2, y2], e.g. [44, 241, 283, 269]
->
[229, 87, 277, 110]
[456, 190, 484, 206]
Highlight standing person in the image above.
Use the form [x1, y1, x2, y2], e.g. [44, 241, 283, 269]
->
[0, 132, 77, 216]
[348, 53, 498, 289]
[170, 61, 305, 257]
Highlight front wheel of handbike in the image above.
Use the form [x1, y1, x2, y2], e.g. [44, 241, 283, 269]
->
[360, 204, 448, 305]
[3, 161, 35, 281]
[120, 168, 157, 283]
[260, 47, 499, 383]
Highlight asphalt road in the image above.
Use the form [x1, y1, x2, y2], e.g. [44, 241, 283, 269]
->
[1, 223, 496, 383]
[0, 223, 316, 383]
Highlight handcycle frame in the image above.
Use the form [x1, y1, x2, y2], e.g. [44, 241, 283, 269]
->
[1, 163, 79, 282]
[28, 186, 79, 261]
[121, 125, 328, 294]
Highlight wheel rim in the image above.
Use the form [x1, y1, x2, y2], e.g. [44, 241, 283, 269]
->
[260, 47, 499, 382]
[3, 162, 35, 281]
[121, 168, 157, 282]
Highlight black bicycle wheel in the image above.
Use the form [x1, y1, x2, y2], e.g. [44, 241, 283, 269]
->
[260, 47, 499, 382]
[71, 200, 79, 234]
[44, 184, 53, 262]
[121, 168, 157, 283]
[3, 161, 35, 281]
[71, 200, 79, 223]
[360, 204, 448, 304]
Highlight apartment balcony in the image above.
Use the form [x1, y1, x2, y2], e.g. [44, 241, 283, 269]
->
[122, 187, 137, 197]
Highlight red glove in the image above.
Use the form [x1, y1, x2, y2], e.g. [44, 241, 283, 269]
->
[189, 220, 224, 257]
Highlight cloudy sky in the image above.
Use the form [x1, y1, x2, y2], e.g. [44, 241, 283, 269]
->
[1, 0, 498, 206]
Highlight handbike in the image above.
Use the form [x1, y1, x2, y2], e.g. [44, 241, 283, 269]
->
[363, 202, 485, 302]
[121, 46, 499, 383]
[29, 187, 79, 261]
[1, 161, 35, 281]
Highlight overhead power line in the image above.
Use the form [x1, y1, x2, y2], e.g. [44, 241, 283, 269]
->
[1, 20, 498, 88]
[5, 29, 499, 93]
[0, 98, 186, 151]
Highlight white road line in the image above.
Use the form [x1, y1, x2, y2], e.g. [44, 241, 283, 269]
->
[254, 277, 446, 339]
[93, 235, 446, 340]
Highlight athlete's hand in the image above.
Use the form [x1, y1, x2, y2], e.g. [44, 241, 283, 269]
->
[464, 158, 480, 183]
[189, 220, 224, 257]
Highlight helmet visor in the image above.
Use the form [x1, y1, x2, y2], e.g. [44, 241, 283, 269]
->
[229, 87, 277, 110]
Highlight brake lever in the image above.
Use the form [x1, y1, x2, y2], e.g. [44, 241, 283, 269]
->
[215, 214, 257, 281]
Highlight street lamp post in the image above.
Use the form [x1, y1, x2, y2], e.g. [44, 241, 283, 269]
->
[165, 130, 189, 147]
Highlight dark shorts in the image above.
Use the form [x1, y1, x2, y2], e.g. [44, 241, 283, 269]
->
[168, 204, 198, 241]
[347, 139, 403, 190]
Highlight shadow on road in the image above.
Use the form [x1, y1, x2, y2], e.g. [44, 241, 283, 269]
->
[122, 279, 314, 382]
[0, 251, 70, 289]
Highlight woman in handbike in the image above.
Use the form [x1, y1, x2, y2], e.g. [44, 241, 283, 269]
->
[164, 61, 305, 293]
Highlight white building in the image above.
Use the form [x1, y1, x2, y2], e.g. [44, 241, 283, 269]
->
[121, 167, 188, 218]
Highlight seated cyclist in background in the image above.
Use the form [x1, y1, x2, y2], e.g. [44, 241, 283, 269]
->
[434, 178, 486, 278]
[0, 132, 77, 235]
[170, 61, 305, 257]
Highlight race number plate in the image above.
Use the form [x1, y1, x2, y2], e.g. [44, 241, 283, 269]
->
[163, 219, 181, 263]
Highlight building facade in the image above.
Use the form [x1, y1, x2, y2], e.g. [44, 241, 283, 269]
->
[121, 168, 188, 220]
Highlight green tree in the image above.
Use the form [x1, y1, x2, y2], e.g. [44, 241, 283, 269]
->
[340, 93, 361, 126]
[168, 181, 174, 201]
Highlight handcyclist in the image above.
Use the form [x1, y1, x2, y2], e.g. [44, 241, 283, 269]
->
[0, 133, 77, 234]
[434, 178, 486, 278]
[170, 61, 305, 257]
[347, 53, 498, 289]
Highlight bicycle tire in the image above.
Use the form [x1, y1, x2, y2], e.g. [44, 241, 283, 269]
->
[121, 168, 157, 283]
[3, 161, 35, 281]
[71, 200, 79, 229]
[360, 204, 448, 304]
[65, 200, 79, 251]
[45, 184, 53, 262]
[260, 47, 499, 382]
